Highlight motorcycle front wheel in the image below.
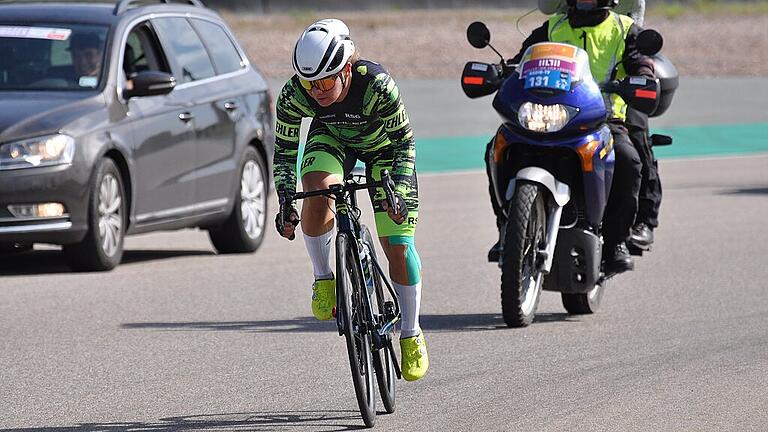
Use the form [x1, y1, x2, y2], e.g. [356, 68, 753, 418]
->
[501, 182, 546, 327]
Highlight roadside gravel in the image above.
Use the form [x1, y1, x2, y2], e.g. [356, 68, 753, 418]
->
[222, 8, 768, 80]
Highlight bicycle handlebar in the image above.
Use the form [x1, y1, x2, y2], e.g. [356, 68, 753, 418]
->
[290, 170, 398, 211]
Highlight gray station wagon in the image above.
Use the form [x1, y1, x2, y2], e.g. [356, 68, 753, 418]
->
[0, 0, 274, 271]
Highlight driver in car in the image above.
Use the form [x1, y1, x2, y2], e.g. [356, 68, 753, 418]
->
[69, 33, 102, 85]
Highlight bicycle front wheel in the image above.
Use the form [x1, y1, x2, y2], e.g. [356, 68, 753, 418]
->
[336, 232, 376, 427]
[361, 225, 396, 414]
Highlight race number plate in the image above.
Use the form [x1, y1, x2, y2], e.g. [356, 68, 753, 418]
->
[523, 69, 572, 91]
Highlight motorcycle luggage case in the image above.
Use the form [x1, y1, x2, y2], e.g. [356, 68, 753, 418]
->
[649, 53, 678, 117]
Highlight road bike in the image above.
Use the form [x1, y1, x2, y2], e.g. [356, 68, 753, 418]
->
[286, 168, 402, 428]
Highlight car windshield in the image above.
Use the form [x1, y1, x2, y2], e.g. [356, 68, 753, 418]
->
[518, 42, 595, 92]
[0, 23, 109, 91]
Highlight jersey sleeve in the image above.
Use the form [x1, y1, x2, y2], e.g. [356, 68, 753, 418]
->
[273, 78, 314, 202]
[370, 72, 415, 197]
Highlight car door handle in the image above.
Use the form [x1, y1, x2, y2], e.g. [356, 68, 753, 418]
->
[178, 112, 194, 122]
[224, 101, 238, 111]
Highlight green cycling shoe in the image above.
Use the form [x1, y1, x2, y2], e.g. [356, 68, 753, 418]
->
[400, 330, 429, 381]
[311, 278, 336, 321]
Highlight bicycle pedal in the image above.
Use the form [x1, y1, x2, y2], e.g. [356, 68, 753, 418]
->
[383, 301, 396, 321]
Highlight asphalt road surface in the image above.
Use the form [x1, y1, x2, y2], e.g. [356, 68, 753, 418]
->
[2, 152, 768, 431]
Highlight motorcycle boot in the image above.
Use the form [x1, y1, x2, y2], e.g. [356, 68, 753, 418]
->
[605, 242, 635, 274]
[630, 222, 654, 250]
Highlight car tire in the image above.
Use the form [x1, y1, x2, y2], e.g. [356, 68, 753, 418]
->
[208, 146, 267, 253]
[63, 158, 126, 271]
[0, 242, 33, 255]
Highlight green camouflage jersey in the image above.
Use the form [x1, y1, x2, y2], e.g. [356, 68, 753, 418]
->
[273, 60, 415, 201]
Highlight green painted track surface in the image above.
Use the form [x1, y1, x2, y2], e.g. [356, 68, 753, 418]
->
[416, 123, 768, 173]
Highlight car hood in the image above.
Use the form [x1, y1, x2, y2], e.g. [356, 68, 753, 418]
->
[0, 92, 107, 143]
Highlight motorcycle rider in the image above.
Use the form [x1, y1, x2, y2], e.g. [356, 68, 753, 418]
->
[538, 0, 661, 250]
[273, 19, 428, 381]
[486, 0, 654, 273]
[539, 0, 646, 24]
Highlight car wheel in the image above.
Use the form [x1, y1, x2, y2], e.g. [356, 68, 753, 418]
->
[208, 146, 267, 253]
[63, 158, 125, 271]
[0, 242, 33, 255]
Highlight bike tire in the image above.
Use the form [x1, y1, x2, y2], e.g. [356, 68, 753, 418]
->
[501, 182, 546, 327]
[361, 226, 396, 414]
[562, 279, 606, 314]
[336, 232, 377, 427]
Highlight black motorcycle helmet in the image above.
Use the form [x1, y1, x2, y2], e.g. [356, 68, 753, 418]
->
[566, 0, 619, 10]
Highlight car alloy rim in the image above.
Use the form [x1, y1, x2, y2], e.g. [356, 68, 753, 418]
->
[241, 159, 266, 239]
[97, 173, 122, 257]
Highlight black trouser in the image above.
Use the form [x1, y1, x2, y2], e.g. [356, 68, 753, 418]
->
[626, 107, 662, 228]
[603, 124, 642, 246]
[484, 125, 641, 246]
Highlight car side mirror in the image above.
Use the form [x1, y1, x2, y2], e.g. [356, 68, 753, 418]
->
[123, 71, 176, 99]
[636, 29, 663, 56]
[467, 21, 491, 49]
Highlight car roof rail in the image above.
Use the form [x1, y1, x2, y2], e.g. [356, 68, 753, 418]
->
[114, 0, 205, 15]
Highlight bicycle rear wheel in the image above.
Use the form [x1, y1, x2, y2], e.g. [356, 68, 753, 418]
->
[361, 226, 396, 414]
[336, 232, 376, 427]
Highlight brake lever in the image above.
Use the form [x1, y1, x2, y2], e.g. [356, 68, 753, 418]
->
[601, 80, 621, 93]
[381, 170, 397, 212]
[278, 194, 300, 240]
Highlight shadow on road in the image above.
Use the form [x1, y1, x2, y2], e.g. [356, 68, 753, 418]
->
[122, 313, 579, 334]
[722, 187, 768, 196]
[0, 411, 369, 432]
[0, 249, 215, 276]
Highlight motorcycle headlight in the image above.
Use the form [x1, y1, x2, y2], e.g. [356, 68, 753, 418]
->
[517, 102, 573, 133]
[0, 134, 75, 170]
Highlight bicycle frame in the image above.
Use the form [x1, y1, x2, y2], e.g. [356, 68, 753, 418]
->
[290, 173, 402, 374]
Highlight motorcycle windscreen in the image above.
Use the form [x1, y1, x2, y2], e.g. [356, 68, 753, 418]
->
[517, 42, 595, 93]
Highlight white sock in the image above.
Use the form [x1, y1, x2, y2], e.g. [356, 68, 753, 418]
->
[393, 281, 421, 339]
[303, 229, 335, 280]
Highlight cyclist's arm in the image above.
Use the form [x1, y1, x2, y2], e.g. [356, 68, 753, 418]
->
[373, 73, 415, 198]
[274, 78, 314, 204]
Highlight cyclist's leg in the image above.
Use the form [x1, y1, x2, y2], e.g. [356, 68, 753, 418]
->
[360, 148, 420, 286]
[300, 124, 345, 319]
[361, 149, 427, 379]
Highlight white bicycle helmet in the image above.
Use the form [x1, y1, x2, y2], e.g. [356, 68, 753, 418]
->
[292, 19, 355, 81]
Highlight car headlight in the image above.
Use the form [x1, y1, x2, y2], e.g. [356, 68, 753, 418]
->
[0, 134, 75, 170]
[517, 102, 574, 133]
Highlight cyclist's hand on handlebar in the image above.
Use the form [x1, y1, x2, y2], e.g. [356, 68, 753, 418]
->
[275, 200, 300, 240]
[381, 193, 408, 225]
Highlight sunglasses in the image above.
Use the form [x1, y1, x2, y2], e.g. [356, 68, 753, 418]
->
[299, 72, 341, 92]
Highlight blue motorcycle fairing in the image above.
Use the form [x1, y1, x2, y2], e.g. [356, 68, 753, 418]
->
[495, 69, 616, 226]
[493, 71, 607, 135]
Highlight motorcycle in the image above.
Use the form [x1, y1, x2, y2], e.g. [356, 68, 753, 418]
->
[461, 22, 677, 327]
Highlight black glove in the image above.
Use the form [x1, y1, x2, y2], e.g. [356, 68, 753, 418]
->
[383, 193, 408, 225]
[275, 199, 300, 240]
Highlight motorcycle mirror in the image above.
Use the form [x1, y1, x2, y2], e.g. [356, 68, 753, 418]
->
[467, 21, 491, 49]
[636, 29, 663, 56]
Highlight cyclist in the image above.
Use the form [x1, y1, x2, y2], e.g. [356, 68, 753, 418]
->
[486, 0, 655, 273]
[273, 19, 428, 381]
